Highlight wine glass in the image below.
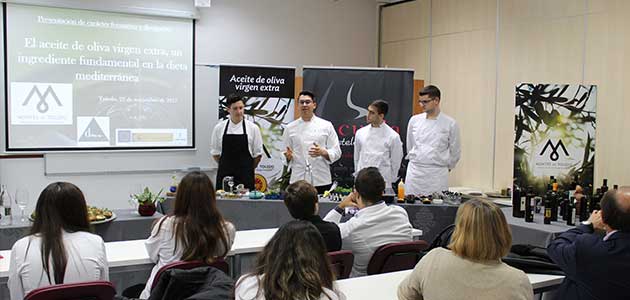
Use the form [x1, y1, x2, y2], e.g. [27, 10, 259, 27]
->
[15, 188, 28, 222]
[228, 177, 235, 194]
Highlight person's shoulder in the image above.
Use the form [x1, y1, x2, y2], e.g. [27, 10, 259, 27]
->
[408, 113, 425, 124]
[71, 231, 105, 244]
[355, 124, 369, 135]
[12, 235, 36, 252]
[439, 113, 457, 124]
[244, 119, 260, 128]
[315, 116, 334, 127]
[212, 119, 228, 130]
[388, 204, 409, 215]
[499, 261, 531, 282]
[285, 118, 301, 128]
[235, 274, 260, 297]
[223, 221, 237, 234]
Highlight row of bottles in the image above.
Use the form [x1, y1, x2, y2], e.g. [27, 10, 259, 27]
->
[512, 177, 616, 226]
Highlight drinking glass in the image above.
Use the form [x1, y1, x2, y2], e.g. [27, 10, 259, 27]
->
[15, 188, 28, 222]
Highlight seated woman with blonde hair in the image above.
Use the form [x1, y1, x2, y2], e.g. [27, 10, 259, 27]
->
[398, 199, 533, 300]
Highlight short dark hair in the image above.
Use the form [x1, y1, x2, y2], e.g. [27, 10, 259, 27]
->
[601, 190, 630, 232]
[354, 167, 385, 204]
[226, 94, 245, 107]
[419, 85, 441, 100]
[369, 100, 389, 116]
[283, 180, 318, 219]
[298, 90, 316, 102]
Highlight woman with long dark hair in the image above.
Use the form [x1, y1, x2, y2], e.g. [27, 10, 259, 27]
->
[235, 220, 344, 300]
[8, 182, 108, 300]
[139, 171, 236, 298]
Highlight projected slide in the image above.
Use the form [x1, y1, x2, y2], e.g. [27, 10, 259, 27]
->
[4, 3, 194, 150]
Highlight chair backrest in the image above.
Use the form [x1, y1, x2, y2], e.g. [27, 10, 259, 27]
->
[151, 259, 229, 290]
[367, 240, 429, 275]
[24, 281, 116, 300]
[328, 250, 354, 279]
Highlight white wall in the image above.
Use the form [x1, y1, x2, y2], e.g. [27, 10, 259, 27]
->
[0, 0, 378, 210]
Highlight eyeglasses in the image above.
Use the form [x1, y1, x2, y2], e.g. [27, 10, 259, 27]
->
[418, 99, 435, 105]
[299, 100, 313, 105]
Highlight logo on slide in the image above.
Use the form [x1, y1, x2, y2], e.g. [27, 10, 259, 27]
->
[10, 82, 73, 125]
[22, 85, 63, 113]
[77, 117, 110, 146]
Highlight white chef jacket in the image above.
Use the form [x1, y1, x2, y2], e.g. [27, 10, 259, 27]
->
[405, 112, 461, 195]
[354, 123, 403, 185]
[323, 202, 413, 277]
[140, 216, 236, 299]
[8, 231, 109, 300]
[210, 118, 264, 158]
[282, 116, 342, 187]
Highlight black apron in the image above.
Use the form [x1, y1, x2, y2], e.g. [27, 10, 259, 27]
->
[216, 120, 255, 190]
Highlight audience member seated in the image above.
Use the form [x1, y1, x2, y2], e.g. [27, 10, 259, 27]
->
[284, 180, 342, 251]
[8, 182, 108, 300]
[323, 167, 412, 277]
[547, 188, 630, 300]
[139, 171, 236, 299]
[235, 220, 344, 300]
[397, 199, 532, 300]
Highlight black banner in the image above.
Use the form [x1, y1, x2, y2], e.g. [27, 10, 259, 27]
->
[219, 65, 295, 98]
[302, 67, 414, 187]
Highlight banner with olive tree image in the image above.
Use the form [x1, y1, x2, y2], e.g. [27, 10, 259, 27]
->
[219, 65, 295, 192]
[514, 83, 596, 195]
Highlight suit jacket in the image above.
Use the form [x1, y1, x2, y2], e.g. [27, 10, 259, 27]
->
[547, 224, 630, 300]
[305, 215, 342, 252]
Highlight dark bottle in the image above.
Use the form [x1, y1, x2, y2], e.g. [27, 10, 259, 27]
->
[592, 188, 603, 211]
[560, 191, 569, 221]
[550, 183, 559, 221]
[525, 187, 535, 223]
[575, 195, 583, 222]
[567, 197, 576, 226]
[543, 194, 552, 224]
[614, 184, 619, 190]
[512, 184, 524, 218]
[601, 179, 609, 193]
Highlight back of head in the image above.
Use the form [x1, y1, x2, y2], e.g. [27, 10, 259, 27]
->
[369, 100, 389, 116]
[354, 167, 385, 204]
[419, 85, 441, 100]
[601, 188, 630, 232]
[171, 171, 229, 261]
[284, 180, 318, 219]
[251, 220, 334, 300]
[31, 182, 90, 284]
[448, 199, 511, 262]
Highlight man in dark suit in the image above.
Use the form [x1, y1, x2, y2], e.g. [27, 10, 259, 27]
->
[283, 180, 342, 251]
[548, 187, 630, 300]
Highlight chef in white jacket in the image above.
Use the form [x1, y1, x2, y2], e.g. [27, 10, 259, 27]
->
[283, 90, 342, 194]
[354, 100, 403, 187]
[406, 85, 461, 195]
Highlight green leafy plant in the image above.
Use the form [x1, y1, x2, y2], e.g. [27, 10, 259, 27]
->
[130, 187, 165, 206]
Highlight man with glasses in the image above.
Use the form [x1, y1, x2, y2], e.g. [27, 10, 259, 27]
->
[282, 90, 341, 194]
[405, 85, 461, 196]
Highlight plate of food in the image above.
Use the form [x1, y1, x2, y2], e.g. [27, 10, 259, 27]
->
[30, 205, 116, 224]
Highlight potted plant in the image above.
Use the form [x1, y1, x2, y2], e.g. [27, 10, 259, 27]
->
[130, 187, 164, 216]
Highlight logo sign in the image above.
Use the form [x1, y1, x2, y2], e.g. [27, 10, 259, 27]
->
[10, 82, 73, 125]
[539, 139, 569, 161]
[77, 117, 110, 146]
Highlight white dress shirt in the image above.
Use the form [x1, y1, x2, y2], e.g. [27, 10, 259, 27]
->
[8, 231, 108, 300]
[405, 112, 461, 195]
[282, 116, 342, 186]
[140, 216, 236, 299]
[235, 275, 345, 300]
[324, 202, 413, 277]
[354, 123, 403, 185]
[210, 118, 264, 158]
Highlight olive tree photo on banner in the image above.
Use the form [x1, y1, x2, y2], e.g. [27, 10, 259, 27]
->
[514, 83, 597, 195]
